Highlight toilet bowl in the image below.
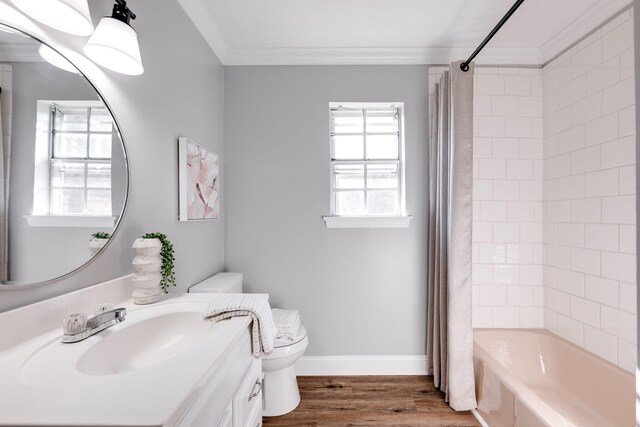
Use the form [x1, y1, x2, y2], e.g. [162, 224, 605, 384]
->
[262, 326, 308, 416]
[189, 272, 308, 417]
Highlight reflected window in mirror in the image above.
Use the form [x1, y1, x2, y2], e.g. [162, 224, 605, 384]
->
[50, 104, 113, 216]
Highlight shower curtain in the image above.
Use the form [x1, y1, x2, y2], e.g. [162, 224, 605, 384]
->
[0, 87, 8, 282]
[427, 61, 476, 411]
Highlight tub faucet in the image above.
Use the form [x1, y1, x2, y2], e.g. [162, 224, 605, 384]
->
[62, 307, 127, 343]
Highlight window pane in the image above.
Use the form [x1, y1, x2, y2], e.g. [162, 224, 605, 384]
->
[51, 188, 85, 214]
[54, 133, 87, 158]
[89, 134, 112, 158]
[51, 162, 85, 187]
[366, 134, 398, 159]
[54, 107, 88, 131]
[332, 109, 363, 134]
[367, 191, 398, 215]
[87, 163, 111, 188]
[336, 191, 364, 215]
[87, 189, 112, 215]
[333, 135, 364, 160]
[89, 108, 113, 132]
[334, 164, 364, 189]
[366, 109, 398, 133]
[367, 164, 398, 189]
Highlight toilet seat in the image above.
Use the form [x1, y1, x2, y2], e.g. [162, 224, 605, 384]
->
[273, 325, 306, 348]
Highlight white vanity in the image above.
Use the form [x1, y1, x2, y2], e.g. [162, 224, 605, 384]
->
[0, 276, 263, 427]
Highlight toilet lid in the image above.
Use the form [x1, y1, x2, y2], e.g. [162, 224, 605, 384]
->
[273, 325, 306, 348]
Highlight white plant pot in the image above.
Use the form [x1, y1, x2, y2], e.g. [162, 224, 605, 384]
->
[88, 238, 109, 257]
[132, 238, 162, 304]
[132, 273, 162, 289]
[132, 256, 163, 275]
[132, 238, 162, 256]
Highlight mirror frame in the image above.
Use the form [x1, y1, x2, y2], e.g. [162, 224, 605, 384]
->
[0, 22, 130, 290]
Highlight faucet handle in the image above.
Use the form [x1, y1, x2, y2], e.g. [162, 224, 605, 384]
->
[93, 303, 113, 315]
[63, 313, 88, 335]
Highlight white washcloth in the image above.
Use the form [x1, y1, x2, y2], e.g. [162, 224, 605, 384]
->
[271, 308, 301, 342]
[204, 294, 277, 357]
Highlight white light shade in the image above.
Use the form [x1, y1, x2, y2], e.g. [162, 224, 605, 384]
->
[38, 44, 78, 74]
[84, 17, 144, 76]
[10, 0, 94, 36]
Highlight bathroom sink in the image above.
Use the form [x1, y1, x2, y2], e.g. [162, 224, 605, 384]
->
[21, 303, 216, 385]
[77, 310, 213, 375]
[2, 293, 254, 427]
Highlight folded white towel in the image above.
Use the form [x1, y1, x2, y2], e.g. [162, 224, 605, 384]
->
[271, 308, 301, 343]
[204, 294, 277, 357]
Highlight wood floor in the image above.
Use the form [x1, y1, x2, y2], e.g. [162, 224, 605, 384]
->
[262, 376, 480, 427]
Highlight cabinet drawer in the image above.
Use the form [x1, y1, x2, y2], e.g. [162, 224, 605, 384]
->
[233, 359, 263, 427]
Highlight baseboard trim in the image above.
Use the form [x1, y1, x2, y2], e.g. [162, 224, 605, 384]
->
[294, 355, 429, 376]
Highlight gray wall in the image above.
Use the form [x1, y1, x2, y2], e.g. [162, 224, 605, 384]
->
[224, 66, 429, 356]
[0, 0, 225, 311]
[8, 61, 124, 283]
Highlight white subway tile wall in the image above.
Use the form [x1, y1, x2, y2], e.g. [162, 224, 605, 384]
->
[473, 66, 545, 329]
[543, 9, 636, 373]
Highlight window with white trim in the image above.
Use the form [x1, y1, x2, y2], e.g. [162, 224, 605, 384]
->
[48, 104, 113, 215]
[329, 103, 406, 217]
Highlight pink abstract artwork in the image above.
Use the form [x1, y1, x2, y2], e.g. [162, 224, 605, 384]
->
[179, 138, 219, 221]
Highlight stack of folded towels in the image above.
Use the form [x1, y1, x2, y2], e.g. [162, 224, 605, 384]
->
[271, 308, 301, 346]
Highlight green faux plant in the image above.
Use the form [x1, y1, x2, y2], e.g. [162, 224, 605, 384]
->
[141, 232, 176, 293]
[91, 232, 112, 240]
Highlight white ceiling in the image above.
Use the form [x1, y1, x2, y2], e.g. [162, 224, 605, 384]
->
[0, 24, 40, 62]
[178, 0, 632, 65]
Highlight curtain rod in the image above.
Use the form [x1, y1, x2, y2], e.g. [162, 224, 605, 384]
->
[460, 0, 526, 72]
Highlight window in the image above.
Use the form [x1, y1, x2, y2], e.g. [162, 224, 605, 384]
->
[326, 103, 409, 228]
[49, 105, 113, 216]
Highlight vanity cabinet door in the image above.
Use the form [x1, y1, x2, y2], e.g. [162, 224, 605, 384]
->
[232, 359, 263, 427]
[216, 402, 233, 427]
[176, 329, 253, 427]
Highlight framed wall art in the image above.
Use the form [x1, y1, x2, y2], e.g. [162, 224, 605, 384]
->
[178, 137, 220, 221]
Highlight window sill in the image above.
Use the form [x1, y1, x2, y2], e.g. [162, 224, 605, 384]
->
[24, 215, 117, 228]
[322, 216, 412, 229]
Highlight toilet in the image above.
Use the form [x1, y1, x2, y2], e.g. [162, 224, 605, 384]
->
[189, 272, 308, 417]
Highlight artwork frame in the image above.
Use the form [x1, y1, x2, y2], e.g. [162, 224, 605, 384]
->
[178, 137, 220, 221]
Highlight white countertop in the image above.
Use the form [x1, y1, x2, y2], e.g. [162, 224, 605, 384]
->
[0, 293, 252, 427]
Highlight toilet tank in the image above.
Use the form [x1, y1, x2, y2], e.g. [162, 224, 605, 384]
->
[189, 272, 243, 293]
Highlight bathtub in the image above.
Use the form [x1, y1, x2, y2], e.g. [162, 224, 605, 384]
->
[473, 329, 634, 427]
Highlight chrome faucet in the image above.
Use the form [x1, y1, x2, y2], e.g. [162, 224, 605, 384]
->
[62, 307, 127, 343]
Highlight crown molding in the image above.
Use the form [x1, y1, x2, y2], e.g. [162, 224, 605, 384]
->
[540, 0, 632, 63]
[177, 0, 229, 63]
[181, 0, 631, 66]
[0, 43, 40, 62]
[224, 46, 542, 66]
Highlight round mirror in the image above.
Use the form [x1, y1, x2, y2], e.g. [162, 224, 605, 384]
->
[0, 24, 128, 286]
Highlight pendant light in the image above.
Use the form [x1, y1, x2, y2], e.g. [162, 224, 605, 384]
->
[83, 0, 144, 76]
[10, 0, 94, 36]
[38, 45, 79, 74]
